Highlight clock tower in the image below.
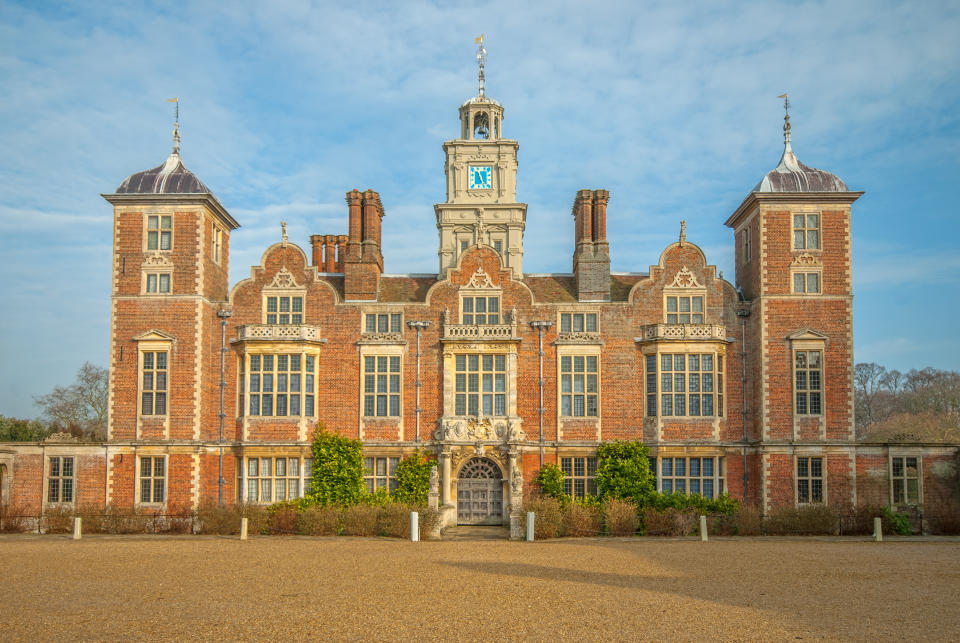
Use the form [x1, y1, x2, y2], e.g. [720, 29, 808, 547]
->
[435, 37, 527, 278]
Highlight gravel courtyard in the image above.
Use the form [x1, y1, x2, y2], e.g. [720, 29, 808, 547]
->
[2, 534, 959, 641]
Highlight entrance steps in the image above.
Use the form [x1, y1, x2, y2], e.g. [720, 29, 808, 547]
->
[441, 525, 510, 541]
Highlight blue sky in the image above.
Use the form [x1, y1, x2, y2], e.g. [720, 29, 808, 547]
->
[1, 0, 958, 418]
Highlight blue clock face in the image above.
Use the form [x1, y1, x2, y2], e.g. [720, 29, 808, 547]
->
[469, 165, 492, 190]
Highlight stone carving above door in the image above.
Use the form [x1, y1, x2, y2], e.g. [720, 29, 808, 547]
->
[434, 417, 525, 442]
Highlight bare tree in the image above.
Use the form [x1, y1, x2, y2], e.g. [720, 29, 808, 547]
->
[34, 362, 108, 440]
[854, 362, 887, 430]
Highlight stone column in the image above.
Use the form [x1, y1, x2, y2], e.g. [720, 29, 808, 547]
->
[440, 447, 452, 506]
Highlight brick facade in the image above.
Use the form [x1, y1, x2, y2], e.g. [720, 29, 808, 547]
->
[1, 91, 957, 528]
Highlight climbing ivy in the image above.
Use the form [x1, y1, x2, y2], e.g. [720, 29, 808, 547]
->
[392, 451, 437, 505]
[308, 424, 365, 506]
[595, 440, 656, 507]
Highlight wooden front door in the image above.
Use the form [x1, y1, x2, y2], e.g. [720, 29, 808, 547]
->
[457, 458, 503, 525]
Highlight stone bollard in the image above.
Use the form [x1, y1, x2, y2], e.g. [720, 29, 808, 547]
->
[700, 515, 708, 542]
[873, 516, 883, 542]
[72, 517, 82, 540]
[410, 511, 420, 542]
[240, 517, 248, 541]
[526, 512, 535, 542]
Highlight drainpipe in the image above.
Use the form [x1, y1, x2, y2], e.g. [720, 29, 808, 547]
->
[217, 308, 233, 505]
[407, 321, 431, 443]
[529, 321, 553, 467]
[736, 308, 751, 503]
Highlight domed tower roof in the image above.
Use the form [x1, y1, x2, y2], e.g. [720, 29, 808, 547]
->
[115, 121, 212, 194]
[754, 95, 848, 193]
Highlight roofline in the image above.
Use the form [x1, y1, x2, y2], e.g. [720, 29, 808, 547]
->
[725, 190, 864, 228]
[101, 192, 240, 230]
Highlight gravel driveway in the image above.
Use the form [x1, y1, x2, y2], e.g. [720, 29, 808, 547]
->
[2, 535, 958, 641]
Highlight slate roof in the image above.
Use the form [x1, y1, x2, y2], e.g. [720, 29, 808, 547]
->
[755, 144, 847, 193]
[378, 276, 437, 303]
[115, 153, 211, 194]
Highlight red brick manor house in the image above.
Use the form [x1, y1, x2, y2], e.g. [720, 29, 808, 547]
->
[1, 76, 957, 528]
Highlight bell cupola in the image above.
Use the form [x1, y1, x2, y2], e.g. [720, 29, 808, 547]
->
[435, 36, 527, 279]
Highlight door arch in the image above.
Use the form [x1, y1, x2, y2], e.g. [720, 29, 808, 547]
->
[457, 457, 503, 525]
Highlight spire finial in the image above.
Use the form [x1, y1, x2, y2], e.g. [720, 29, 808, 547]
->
[168, 97, 180, 155]
[777, 92, 791, 149]
[679, 220, 687, 246]
[475, 34, 486, 97]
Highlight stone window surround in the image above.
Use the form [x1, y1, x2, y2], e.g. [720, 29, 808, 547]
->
[142, 270, 173, 295]
[211, 223, 224, 265]
[135, 335, 173, 442]
[791, 209, 822, 252]
[359, 344, 404, 441]
[360, 305, 405, 337]
[790, 266, 823, 295]
[560, 455, 597, 499]
[889, 452, 923, 507]
[556, 348, 600, 419]
[459, 289, 502, 326]
[557, 309, 600, 335]
[44, 453, 76, 507]
[136, 453, 166, 506]
[262, 292, 305, 325]
[143, 210, 173, 252]
[653, 454, 726, 498]
[237, 454, 312, 504]
[795, 453, 826, 505]
[643, 349, 725, 419]
[741, 222, 752, 263]
[441, 342, 519, 420]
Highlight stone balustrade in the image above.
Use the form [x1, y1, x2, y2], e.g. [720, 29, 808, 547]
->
[636, 323, 727, 342]
[236, 324, 325, 343]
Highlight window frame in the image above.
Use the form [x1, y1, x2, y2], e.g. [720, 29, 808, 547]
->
[139, 349, 169, 417]
[211, 224, 223, 265]
[138, 455, 166, 505]
[245, 352, 317, 418]
[559, 311, 599, 334]
[460, 294, 501, 326]
[143, 270, 173, 295]
[145, 213, 173, 252]
[454, 353, 508, 417]
[742, 224, 752, 263]
[559, 353, 600, 418]
[239, 456, 306, 504]
[791, 269, 822, 295]
[655, 456, 725, 498]
[890, 455, 922, 506]
[645, 352, 724, 418]
[263, 294, 305, 325]
[792, 212, 821, 251]
[363, 312, 403, 335]
[796, 455, 825, 504]
[793, 348, 823, 416]
[46, 455, 76, 505]
[664, 294, 705, 324]
[362, 354, 402, 417]
[561, 456, 597, 500]
[364, 456, 400, 494]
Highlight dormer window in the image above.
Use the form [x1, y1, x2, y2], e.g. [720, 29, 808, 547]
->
[365, 313, 402, 334]
[462, 295, 500, 325]
[666, 295, 704, 324]
[266, 296, 303, 325]
[560, 312, 598, 333]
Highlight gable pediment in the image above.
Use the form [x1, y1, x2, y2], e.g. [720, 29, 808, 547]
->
[133, 329, 176, 342]
[786, 328, 829, 341]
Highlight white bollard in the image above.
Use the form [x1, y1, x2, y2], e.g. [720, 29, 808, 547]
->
[240, 516, 248, 540]
[700, 515, 708, 542]
[873, 516, 883, 542]
[410, 511, 420, 542]
[72, 517, 82, 540]
[526, 511, 535, 542]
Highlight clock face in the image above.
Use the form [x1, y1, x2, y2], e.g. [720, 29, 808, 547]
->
[469, 165, 492, 190]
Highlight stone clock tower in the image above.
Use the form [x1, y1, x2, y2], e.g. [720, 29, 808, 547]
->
[435, 37, 527, 278]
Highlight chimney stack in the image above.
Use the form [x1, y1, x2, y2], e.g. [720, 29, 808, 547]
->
[343, 189, 384, 301]
[572, 189, 611, 302]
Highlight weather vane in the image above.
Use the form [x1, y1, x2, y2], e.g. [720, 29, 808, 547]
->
[777, 92, 791, 146]
[475, 34, 486, 97]
[168, 97, 180, 155]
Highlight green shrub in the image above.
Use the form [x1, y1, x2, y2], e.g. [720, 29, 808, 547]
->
[195, 501, 240, 535]
[881, 507, 912, 535]
[535, 463, 567, 503]
[595, 441, 655, 507]
[299, 504, 341, 536]
[342, 504, 379, 536]
[266, 502, 300, 535]
[562, 501, 602, 536]
[523, 497, 563, 539]
[393, 451, 436, 505]
[309, 424, 365, 506]
[647, 491, 740, 515]
[603, 498, 638, 536]
[364, 487, 392, 506]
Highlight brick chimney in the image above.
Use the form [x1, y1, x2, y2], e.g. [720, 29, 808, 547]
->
[572, 189, 611, 302]
[343, 189, 384, 301]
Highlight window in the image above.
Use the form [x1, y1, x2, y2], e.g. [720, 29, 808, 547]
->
[648, 353, 723, 417]
[364, 457, 399, 493]
[794, 350, 822, 415]
[460, 240, 469, 253]
[265, 296, 303, 325]
[793, 272, 821, 294]
[493, 240, 503, 254]
[455, 354, 506, 416]
[560, 312, 598, 333]
[892, 456, 920, 505]
[364, 313, 402, 334]
[560, 355, 598, 417]
[659, 457, 724, 498]
[139, 456, 165, 504]
[244, 457, 302, 503]
[793, 213, 820, 250]
[561, 457, 597, 499]
[145, 273, 171, 293]
[247, 353, 315, 417]
[461, 296, 500, 325]
[666, 295, 704, 324]
[212, 226, 223, 264]
[797, 456, 823, 503]
[147, 215, 172, 251]
[742, 225, 752, 263]
[47, 456, 74, 503]
[141, 351, 168, 416]
[363, 356, 401, 416]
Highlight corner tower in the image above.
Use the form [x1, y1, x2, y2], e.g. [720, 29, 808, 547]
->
[435, 36, 527, 278]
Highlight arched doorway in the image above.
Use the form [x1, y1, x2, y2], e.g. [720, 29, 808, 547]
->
[457, 457, 503, 525]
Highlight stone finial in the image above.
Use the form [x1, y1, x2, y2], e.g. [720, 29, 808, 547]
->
[281, 221, 288, 246]
[679, 220, 687, 246]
